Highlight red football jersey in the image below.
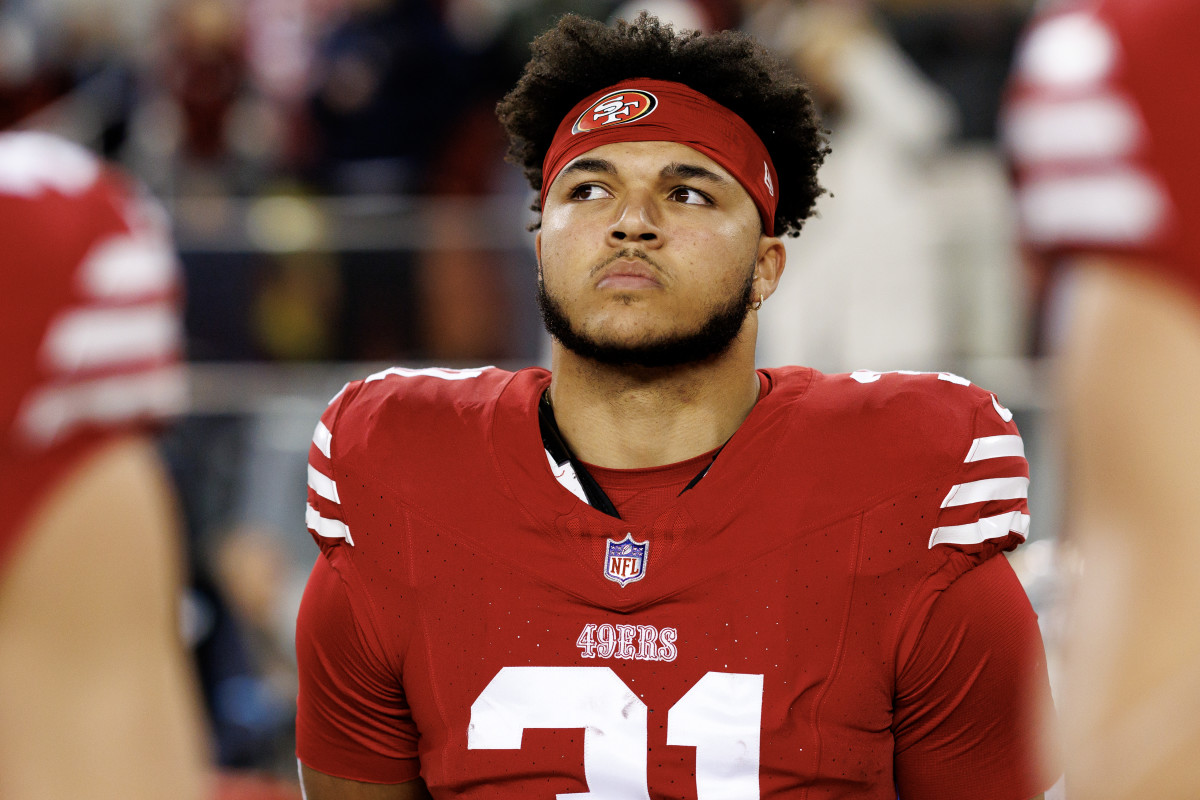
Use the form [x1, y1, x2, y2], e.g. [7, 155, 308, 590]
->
[0, 133, 186, 574]
[1005, 0, 1200, 300]
[296, 366, 1058, 799]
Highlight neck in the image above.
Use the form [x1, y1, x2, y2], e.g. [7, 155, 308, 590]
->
[546, 332, 761, 469]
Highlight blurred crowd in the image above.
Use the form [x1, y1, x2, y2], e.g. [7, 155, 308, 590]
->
[1, 0, 1043, 786]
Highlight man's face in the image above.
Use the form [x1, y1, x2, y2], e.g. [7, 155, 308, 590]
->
[536, 140, 770, 369]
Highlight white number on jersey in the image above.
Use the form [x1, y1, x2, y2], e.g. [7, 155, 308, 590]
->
[469, 666, 764, 799]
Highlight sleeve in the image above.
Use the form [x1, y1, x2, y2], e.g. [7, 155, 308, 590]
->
[0, 133, 186, 571]
[305, 385, 356, 552]
[2, 137, 186, 449]
[295, 552, 422, 783]
[928, 389, 1029, 554]
[892, 554, 1061, 799]
[296, 385, 423, 783]
[1004, 0, 1200, 299]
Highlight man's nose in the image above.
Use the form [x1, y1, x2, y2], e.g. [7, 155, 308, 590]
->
[608, 193, 662, 246]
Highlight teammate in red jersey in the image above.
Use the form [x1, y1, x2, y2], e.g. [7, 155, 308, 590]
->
[0, 132, 209, 799]
[297, 13, 1059, 799]
[1006, 0, 1200, 797]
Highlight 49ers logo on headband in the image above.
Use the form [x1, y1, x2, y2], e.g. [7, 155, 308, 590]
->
[572, 89, 658, 134]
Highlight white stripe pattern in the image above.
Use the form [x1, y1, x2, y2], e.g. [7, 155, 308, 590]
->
[79, 234, 178, 299]
[929, 511, 1031, 548]
[0, 132, 100, 196]
[1018, 168, 1166, 244]
[42, 303, 180, 372]
[16, 363, 187, 445]
[1015, 12, 1115, 89]
[306, 503, 354, 546]
[1004, 95, 1140, 165]
[365, 366, 493, 383]
[313, 421, 333, 458]
[930, 431, 1030, 549]
[941, 476, 1029, 508]
[307, 464, 340, 503]
[965, 435, 1025, 462]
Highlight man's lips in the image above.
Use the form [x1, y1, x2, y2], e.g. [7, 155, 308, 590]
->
[595, 259, 662, 290]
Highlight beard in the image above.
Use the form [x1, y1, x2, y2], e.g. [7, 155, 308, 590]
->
[537, 262, 756, 369]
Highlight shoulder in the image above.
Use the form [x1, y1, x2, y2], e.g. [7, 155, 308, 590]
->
[798, 368, 1019, 473]
[1010, 0, 1198, 100]
[0, 133, 183, 450]
[1005, 0, 1200, 255]
[824, 368, 991, 415]
[758, 369, 1028, 549]
[835, 370, 1029, 549]
[319, 366, 521, 461]
[304, 365, 533, 559]
[0, 132, 105, 199]
[0, 132, 138, 263]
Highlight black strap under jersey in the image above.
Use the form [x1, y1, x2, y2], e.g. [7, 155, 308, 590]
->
[537, 391, 721, 520]
[539, 392, 622, 518]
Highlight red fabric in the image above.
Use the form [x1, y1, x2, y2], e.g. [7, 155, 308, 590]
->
[581, 376, 773, 525]
[0, 133, 185, 577]
[295, 552, 421, 784]
[295, 366, 1058, 798]
[541, 79, 779, 234]
[893, 553, 1059, 795]
[582, 448, 719, 525]
[1006, 0, 1200, 304]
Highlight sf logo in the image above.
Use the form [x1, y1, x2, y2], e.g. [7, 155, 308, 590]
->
[592, 95, 641, 125]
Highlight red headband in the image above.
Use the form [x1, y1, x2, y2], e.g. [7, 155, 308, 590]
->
[540, 79, 779, 235]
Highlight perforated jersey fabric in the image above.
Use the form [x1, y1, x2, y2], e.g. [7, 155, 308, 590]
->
[297, 365, 1058, 798]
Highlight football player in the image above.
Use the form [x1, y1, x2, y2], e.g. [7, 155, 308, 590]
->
[1006, 0, 1200, 797]
[0, 132, 208, 799]
[297, 13, 1059, 799]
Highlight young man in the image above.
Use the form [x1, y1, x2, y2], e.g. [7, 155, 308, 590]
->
[297, 14, 1058, 799]
[0, 132, 208, 799]
[1006, 0, 1200, 797]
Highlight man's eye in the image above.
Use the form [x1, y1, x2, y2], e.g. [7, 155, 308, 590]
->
[569, 184, 612, 201]
[670, 187, 712, 205]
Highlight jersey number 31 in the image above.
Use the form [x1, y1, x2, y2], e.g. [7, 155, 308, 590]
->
[469, 666, 763, 798]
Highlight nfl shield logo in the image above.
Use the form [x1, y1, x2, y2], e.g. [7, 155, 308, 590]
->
[604, 533, 649, 587]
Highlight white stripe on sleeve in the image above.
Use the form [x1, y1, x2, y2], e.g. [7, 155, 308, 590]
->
[306, 504, 354, 546]
[17, 363, 187, 445]
[79, 234, 178, 299]
[964, 435, 1026, 462]
[929, 511, 1031, 548]
[365, 366, 493, 383]
[941, 476, 1030, 508]
[313, 421, 333, 459]
[1004, 95, 1140, 165]
[307, 464, 340, 503]
[42, 303, 181, 372]
[1018, 169, 1166, 245]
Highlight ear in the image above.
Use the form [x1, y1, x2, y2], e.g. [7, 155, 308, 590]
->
[752, 235, 786, 302]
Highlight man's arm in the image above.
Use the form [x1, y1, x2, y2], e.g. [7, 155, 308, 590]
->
[892, 552, 1060, 799]
[1053, 257, 1200, 799]
[300, 764, 432, 800]
[0, 435, 209, 800]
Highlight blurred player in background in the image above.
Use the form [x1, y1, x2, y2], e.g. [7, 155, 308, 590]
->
[1006, 0, 1200, 797]
[0, 132, 209, 799]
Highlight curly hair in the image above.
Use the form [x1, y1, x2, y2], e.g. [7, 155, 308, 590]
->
[496, 12, 828, 237]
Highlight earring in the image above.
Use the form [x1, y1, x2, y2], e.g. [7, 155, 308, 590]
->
[752, 295, 764, 311]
